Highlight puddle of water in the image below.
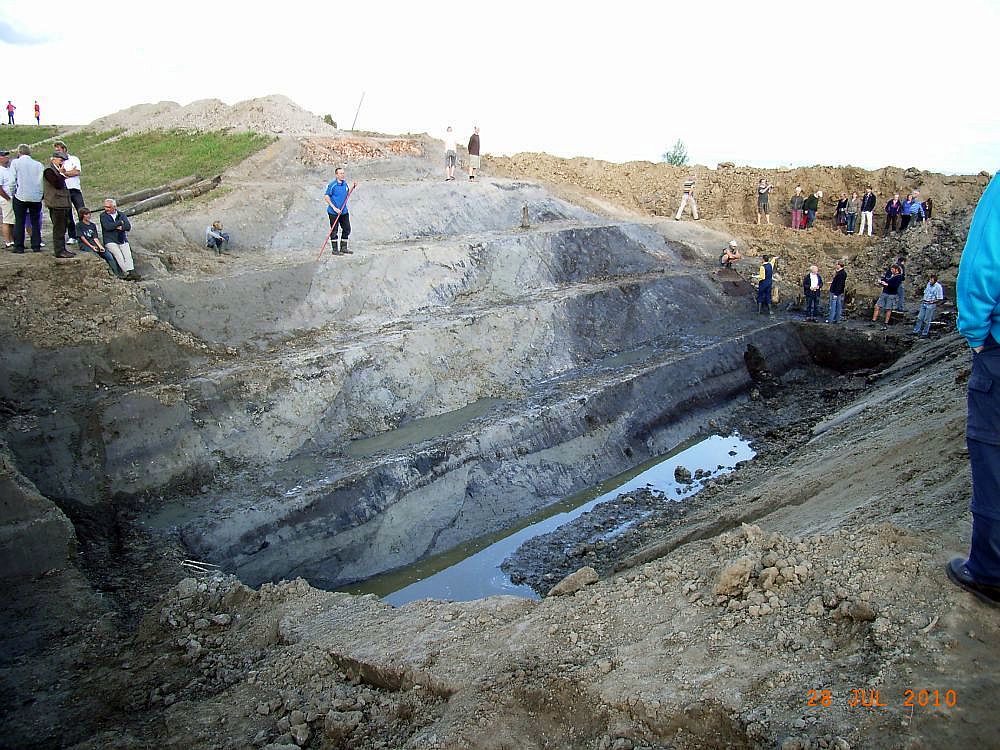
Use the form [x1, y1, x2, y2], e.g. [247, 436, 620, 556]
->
[346, 433, 754, 605]
[346, 398, 505, 458]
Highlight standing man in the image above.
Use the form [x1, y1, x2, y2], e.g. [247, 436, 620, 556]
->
[42, 152, 74, 258]
[324, 166, 356, 255]
[884, 193, 903, 235]
[443, 126, 457, 181]
[100, 198, 139, 280]
[675, 175, 698, 221]
[9, 144, 44, 253]
[872, 264, 903, 329]
[789, 186, 805, 230]
[912, 274, 944, 337]
[756, 178, 772, 225]
[34, 101, 40, 125]
[845, 192, 859, 234]
[803, 190, 822, 228]
[0, 150, 15, 248]
[467, 126, 480, 181]
[802, 265, 823, 321]
[5, 101, 14, 126]
[755, 255, 774, 315]
[53, 141, 84, 245]
[895, 254, 907, 312]
[826, 261, 847, 323]
[950, 172, 1000, 607]
[858, 186, 876, 236]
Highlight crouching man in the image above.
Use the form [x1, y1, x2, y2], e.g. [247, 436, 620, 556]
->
[76, 207, 124, 278]
[100, 198, 139, 281]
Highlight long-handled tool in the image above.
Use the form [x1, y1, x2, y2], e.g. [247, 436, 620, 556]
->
[314, 183, 357, 262]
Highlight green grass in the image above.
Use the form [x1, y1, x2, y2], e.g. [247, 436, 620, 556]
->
[3, 126, 273, 202]
[0, 125, 61, 149]
[5, 127, 274, 200]
[77, 130, 274, 198]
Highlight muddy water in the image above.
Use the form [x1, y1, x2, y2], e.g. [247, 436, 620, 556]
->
[346, 398, 505, 458]
[347, 433, 754, 605]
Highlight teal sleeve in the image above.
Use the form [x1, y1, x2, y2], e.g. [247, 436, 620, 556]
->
[957, 173, 1000, 348]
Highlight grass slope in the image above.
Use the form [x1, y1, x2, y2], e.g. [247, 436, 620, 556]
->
[2, 126, 273, 201]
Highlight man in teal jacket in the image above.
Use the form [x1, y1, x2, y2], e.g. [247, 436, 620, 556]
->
[951, 172, 1000, 607]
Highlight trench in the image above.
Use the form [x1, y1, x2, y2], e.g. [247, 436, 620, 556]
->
[0, 207, 913, 608]
[348, 433, 755, 604]
[153, 323, 908, 598]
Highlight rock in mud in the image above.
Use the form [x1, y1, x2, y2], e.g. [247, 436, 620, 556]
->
[324, 710, 363, 740]
[674, 465, 693, 484]
[547, 566, 599, 596]
[715, 556, 757, 596]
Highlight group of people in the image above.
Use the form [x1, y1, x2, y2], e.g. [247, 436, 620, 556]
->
[443, 126, 481, 182]
[5, 100, 41, 126]
[0, 141, 139, 280]
[742, 245, 945, 336]
[675, 176, 934, 238]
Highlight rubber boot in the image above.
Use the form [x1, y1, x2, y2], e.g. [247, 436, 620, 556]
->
[340, 239, 353, 255]
[331, 238, 341, 255]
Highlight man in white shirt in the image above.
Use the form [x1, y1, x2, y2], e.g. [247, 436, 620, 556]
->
[443, 126, 458, 181]
[0, 150, 15, 247]
[912, 274, 945, 337]
[53, 141, 83, 245]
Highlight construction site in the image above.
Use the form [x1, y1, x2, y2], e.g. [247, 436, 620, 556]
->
[1, 96, 997, 750]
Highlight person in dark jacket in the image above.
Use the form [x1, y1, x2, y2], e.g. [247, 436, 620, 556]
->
[827, 261, 847, 323]
[100, 198, 139, 280]
[42, 152, 73, 258]
[872, 264, 903, 328]
[467, 126, 480, 181]
[76, 207, 124, 278]
[834, 194, 848, 231]
[789, 186, 805, 230]
[803, 190, 821, 228]
[859, 187, 876, 236]
[884, 193, 903, 235]
[803, 265, 823, 320]
[756, 255, 774, 315]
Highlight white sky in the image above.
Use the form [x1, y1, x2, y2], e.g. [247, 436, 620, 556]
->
[3, 0, 998, 174]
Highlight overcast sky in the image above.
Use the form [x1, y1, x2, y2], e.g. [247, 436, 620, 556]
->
[2, 0, 997, 174]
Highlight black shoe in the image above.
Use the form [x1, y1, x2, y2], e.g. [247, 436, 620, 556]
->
[54, 250, 75, 259]
[31, 247, 43, 252]
[946, 558, 1000, 608]
[9, 246, 24, 253]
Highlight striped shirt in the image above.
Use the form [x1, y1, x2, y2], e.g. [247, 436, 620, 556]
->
[682, 179, 695, 194]
[922, 282, 944, 303]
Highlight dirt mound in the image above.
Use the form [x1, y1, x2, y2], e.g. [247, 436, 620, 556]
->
[86, 94, 338, 136]
[300, 137, 425, 166]
[486, 154, 988, 314]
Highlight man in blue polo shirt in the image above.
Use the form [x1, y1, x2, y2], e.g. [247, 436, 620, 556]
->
[951, 172, 1000, 607]
[323, 167, 356, 255]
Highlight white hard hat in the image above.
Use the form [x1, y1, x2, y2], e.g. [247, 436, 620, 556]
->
[729, 240, 738, 247]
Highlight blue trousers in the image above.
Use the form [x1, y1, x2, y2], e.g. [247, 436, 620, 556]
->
[804, 292, 820, 318]
[828, 293, 843, 323]
[967, 339, 1000, 585]
[913, 301, 937, 335]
